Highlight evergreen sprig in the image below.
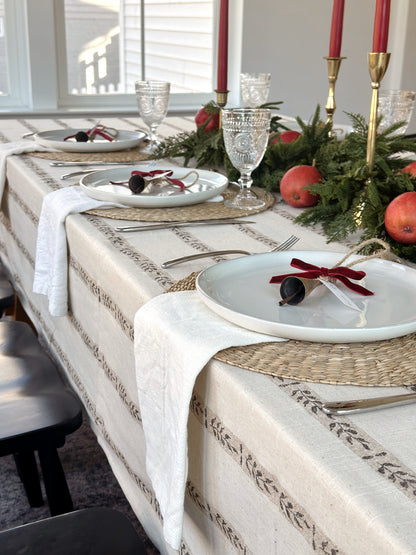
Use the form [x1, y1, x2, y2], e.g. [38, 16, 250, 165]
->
[253, 105, 332, 190]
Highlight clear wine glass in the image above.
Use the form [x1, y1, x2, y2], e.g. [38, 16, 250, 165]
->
[378, 89, 416, 135]
[240, 73, 271, 107]
[135, 80, 171, 153]
[222, 108, 271, 210]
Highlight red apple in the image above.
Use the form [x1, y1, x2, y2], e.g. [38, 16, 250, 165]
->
[401, 161, 416, 177]
[384, 191, 416, 244]
[269, 130, 301, 145]
[280, 165, 321, 208]
[195, 105, 220, 132]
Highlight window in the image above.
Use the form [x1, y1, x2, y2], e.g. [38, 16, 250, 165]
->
[0, 0, 29, 109]
[0, 0, 242, 115]
[63, 0, 214, 96]
[0, 0, 8, 96]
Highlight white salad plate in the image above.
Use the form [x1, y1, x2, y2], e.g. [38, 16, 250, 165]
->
[196, 250, 416, 343]
[79, 164, 229, 208]
[34, 129, 146, 152]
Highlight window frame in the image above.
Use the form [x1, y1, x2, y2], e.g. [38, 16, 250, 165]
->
[0, 0, 30, 109]
[0, 0, 242, 116]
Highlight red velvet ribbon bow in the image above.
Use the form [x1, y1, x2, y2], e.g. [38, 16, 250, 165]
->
[269, 258, 374, 296]
[130, 170, 186, 190]
[63, 124, 117, 142]
[88, 124, 115, 141]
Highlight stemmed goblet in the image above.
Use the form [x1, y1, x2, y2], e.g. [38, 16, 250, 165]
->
[240, 73, 271, 107]
[378, 89, 416, 135]
[222, 108, 271, 210]
[135, 80, 171, 153]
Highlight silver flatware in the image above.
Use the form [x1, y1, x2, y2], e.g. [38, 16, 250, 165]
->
[60, 168, 171, 181]
[115, 219, 256, 232]
[322, 392, 416, 415]
[51, 161, 137, 167]
[161, 234, 299, 268]
[60, 169, 102, 180]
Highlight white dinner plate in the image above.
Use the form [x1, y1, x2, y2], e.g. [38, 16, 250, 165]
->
[79, 164, 229, 208]
[196, 250, 416, 343]
[34, 129, 146, 152]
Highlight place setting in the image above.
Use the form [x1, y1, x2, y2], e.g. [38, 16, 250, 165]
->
[19, 79, 171, 166]
[82, 113, 276, 220]
[32, 124, 146, 154]
[26, 120, 149, 164]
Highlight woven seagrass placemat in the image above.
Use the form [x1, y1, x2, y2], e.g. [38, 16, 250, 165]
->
[27, 146, 150, 163]
[28, 149, 275, 221]
[86, 185, 274, 222]
[167, 272, 416, 386]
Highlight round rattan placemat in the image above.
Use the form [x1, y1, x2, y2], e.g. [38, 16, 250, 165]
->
[85, 185, 274, 222]
[28, 149, 275, 221]
[27, 146, 150, 163]
[167, 272, 416, 386]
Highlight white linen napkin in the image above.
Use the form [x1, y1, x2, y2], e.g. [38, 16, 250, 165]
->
[33, 186, 120, 317]
[134, 290, 286, 550]
[0, 140, 53, 198]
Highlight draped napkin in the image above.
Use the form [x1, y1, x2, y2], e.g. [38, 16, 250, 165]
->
[134, 290, 286, 550]
[33, 186, 121, 317]
[0, 140, 53, 198]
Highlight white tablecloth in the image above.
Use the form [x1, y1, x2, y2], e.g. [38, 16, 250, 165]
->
[1, 116, 416, 555]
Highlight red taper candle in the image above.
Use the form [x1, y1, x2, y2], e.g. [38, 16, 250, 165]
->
[329, 0, 345, 58]
[217, 0, 229, 91]
[372, 0, 391, 52]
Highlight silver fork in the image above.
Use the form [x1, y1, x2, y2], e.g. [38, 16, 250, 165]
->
[161, 234, 299, 268]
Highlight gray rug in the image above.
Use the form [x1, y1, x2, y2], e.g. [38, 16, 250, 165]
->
[0, 417, 160, 554]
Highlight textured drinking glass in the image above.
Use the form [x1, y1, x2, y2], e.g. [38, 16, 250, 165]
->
[378, 89, 416, 134]
[240, 73, 271, 108]
[222, 108, 271, 210]
[135, 80, 170, 153]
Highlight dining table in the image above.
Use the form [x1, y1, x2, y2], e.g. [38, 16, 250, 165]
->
[1, 114, 416, 555]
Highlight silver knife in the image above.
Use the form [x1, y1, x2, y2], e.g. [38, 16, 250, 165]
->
[115, 219, 255, 232]
[322, 392, 416, 415]
[51, 161, 137, 167]
[60, 167, 170, 180]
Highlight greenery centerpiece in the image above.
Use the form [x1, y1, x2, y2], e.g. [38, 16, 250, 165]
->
[154, 103, 416, 262]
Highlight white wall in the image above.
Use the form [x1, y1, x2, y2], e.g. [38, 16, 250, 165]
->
[241, 0, 416, 133]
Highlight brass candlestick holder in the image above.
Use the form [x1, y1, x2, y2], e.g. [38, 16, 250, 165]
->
[324, 56, 345, 136]
[366, 52, 390, 170]
[215, 90, 229, 127]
